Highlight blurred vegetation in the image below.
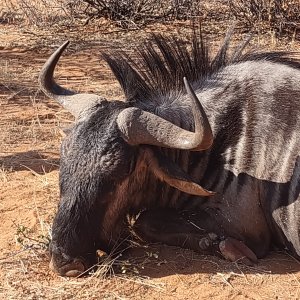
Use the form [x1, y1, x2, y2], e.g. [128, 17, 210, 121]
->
[1, 0, 299, 38]
[70, 0, 202, 28]
[229, 0, 300, 37]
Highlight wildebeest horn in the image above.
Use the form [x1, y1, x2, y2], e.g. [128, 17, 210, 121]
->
[117, 77, 213, 151]
[39, 41, 104, 119]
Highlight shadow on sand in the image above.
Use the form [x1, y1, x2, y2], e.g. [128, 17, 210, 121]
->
[1, 150, 59, 174]
[120, 244, 300, 277]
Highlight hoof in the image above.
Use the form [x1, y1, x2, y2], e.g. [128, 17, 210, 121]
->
[50, 257, 87, 277]
[219, 237, 258, 266]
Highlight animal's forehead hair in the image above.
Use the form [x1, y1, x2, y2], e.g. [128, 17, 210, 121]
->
[75, 100, 128, 130]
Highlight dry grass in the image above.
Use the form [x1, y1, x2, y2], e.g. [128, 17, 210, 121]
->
[2, 0, 74, 26]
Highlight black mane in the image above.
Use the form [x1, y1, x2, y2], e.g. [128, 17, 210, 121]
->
[101, 27, 300, 104]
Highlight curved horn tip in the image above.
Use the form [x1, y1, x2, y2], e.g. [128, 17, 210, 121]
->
[38, 40, 74, 108]
[62, 40, 70, 47]
[57, 40, 70, 52]
[47, 41, 70, 59]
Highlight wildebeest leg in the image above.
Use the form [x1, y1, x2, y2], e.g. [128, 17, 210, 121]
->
[134, 208, 219, 254]
[133, 208, 257, 265]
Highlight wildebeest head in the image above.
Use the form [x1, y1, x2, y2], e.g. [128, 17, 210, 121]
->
[39, 41, 214, 276]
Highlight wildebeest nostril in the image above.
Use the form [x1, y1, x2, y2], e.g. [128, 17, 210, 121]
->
[49, 256, 86, 277]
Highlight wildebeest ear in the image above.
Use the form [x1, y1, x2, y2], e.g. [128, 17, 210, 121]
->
[143, 149, 215, 197]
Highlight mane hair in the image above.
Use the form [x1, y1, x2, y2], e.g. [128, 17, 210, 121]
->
[101, 27, 300, 105]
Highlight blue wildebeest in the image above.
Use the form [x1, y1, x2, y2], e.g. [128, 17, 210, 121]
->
[39, 29, 300, 277]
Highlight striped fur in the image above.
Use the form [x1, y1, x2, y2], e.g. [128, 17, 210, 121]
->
[102, 29, 300, 257]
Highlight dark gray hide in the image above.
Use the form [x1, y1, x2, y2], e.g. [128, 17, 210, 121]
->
[39, 29, 300, 277]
